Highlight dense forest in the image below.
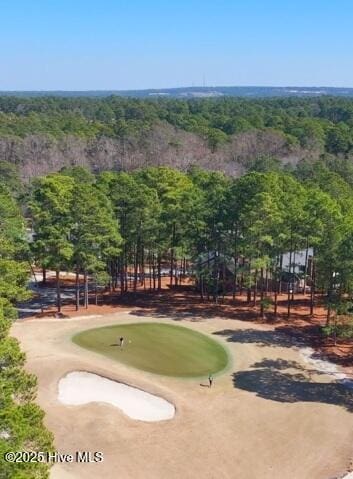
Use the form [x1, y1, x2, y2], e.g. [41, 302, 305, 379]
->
[2, 96, 353, 178]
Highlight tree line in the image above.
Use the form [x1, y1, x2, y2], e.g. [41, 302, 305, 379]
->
[28, 164, 353, 338]
[0, 182, 53, 479]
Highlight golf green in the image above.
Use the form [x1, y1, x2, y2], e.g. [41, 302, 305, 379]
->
[72, 322, 229, 377]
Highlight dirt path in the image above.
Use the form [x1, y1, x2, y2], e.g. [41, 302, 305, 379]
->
[11, 312, 353, 479]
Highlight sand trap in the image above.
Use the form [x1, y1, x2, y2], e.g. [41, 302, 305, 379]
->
[299, 347, 353, 389]
[58, 371, 175, 422]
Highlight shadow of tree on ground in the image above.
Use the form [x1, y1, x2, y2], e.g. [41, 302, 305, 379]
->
[233, 358, 353, 412]
[252, 358, 317, 373]
[213, 328, 304, 348]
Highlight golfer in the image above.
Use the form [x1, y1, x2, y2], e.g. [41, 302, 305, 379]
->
[208, 373, 213, 388]
[119, 336, 124, 348]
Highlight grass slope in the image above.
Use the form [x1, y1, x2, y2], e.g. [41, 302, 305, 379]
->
[73, 322, 228, 377]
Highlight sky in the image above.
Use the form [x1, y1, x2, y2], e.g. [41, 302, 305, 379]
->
[0, 0, 353, 90]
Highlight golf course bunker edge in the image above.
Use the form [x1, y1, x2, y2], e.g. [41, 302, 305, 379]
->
[58, 371, 175, 422]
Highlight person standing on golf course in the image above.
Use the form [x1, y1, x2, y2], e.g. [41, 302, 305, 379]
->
[208, 373, 213, 388]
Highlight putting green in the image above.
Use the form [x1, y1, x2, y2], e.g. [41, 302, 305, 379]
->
[72, 322, 229, 377]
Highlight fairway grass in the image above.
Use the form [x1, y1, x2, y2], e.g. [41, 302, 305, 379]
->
[72, 322, 229, 377]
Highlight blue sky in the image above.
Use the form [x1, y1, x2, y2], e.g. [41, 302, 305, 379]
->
[0, 0, 352, 90]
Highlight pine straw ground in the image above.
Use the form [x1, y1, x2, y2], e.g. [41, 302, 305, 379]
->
[27, 274, 353, 374]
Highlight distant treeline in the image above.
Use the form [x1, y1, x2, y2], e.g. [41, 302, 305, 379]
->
[2, 85, 353, 98]
[1, 96, 353, 153]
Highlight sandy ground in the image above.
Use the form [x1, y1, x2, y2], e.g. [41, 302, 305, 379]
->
[11, 311, 353, 479]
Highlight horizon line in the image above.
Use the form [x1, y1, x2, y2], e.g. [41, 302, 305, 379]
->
[1, 84, 353, 93]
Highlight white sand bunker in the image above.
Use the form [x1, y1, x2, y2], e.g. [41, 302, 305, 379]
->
[58, 371, 175, 422]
